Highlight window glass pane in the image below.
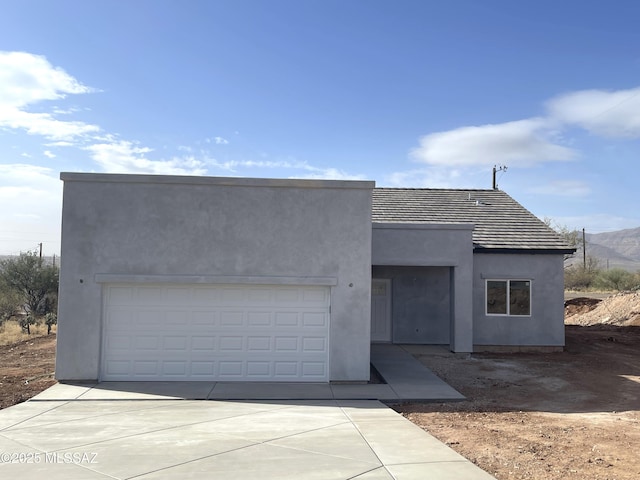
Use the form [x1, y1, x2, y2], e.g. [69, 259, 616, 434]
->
[487, 281, 507, 314]
[510, 280, 531, 316]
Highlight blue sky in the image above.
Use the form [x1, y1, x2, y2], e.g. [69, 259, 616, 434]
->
[1, 0, 640, 255]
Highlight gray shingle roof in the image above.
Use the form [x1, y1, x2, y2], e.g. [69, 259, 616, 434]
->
[372, 188, 575, 252]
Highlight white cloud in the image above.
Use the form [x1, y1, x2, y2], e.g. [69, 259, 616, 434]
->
[410, 86, 640, 171]
[411, 118, 576, 167]
[0, 51, 99, 141]
[547, 87, 640, 138]
[0, 109, 99, 140]
[43, 150, 56, 158]
[207, 158, 366, 180]
[527, 180, 591, 197]
[295, 167, 368, 181]
[214, 136, 229, 145]
[0, 51, 93, 107]
[86, 140, 208, 175]
[210, 159, 305, 171]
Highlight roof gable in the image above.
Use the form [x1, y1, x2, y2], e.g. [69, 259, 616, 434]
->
[372, 188, 575, 252]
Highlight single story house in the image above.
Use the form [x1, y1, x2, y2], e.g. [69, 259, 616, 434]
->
[56, 173, 574, 383]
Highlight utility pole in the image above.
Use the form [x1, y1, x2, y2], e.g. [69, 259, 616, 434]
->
[38, 242, 43, 260]
[582, 228, 586, 270]
[492, 165, 507, 189]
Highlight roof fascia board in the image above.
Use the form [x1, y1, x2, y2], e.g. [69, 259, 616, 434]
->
[473, 248, 577, 254]
[60, 172, 375, 190]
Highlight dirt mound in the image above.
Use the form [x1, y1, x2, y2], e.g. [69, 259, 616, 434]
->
[566, 291, 640, 326]
[564, 297, 602, 317]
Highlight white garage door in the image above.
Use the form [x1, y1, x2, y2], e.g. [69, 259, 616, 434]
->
[101, 284, 330, 382]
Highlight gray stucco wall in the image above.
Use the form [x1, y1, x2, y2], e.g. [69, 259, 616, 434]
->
[372, 266, 451, 344]
[57, 173, 374, 381]
[372, 223, 474, 352]
[473, 253, 565, 347]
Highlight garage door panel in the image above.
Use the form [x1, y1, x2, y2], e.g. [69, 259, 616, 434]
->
[166, 311, 189, 325]
[192, 311, 217, 325]
[219, 361, 243, 376]
[272, 287, 296, 301]
[104, 360, 130, 376]
[247, 311, 271, 326]
[191, 336, 216, 351]
[302, 311, 328, 327]
[220, 288, 245, 303]
[102, 284, 330, 381]
[220, 311, 244, 326]
[165, 287, 191, 303]
[302, 362, 326, 377]
[107, 308, 133, 326]
[275, 312, 299, 326]
[137, 310, 163, 327]
[134, 360, 159, 376]
[163, 361, 188, 376]
[247, 361, 270, 377]
[138, 287, 164, 303]
[302, 337, 327, 352]
[135, 336, 160, 350]
[163, 336, 188, 350]
[192, 287, 221, 304]
[247, 336, 271, 351]
[219, 336, 243, 351]
[191, 361, 215, 376]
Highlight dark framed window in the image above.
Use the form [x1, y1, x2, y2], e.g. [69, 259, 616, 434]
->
[486, 279, 531, 316]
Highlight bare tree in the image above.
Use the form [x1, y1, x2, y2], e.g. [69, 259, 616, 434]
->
[543, 218, 583, 263]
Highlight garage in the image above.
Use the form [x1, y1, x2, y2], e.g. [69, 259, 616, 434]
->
[101, 283, 330, 382]
[57, 174, 373, 382]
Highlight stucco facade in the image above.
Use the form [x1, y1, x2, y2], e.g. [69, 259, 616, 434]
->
[57, 173, 374, 382]
[472, 253, 566, 348]
[56, 174, 571, 383]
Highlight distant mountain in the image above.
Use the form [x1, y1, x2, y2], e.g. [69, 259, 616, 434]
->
[570, 227, 640, 271]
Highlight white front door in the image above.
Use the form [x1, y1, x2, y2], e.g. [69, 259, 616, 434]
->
[101, 283, 330, 382]
[371, 279, 391, 342]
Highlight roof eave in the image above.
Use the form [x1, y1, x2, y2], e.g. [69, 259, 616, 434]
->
[473, 247, 578, 255]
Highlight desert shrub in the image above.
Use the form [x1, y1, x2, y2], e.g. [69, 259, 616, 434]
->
[0, 288, 21, 323]
[19, 314, 37, 334]
[565, 266, 598, 290]
[594, 268, 638, 292]
[45, 312, 57, 334]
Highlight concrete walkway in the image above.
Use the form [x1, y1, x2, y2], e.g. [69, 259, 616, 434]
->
[0, 384, 495, 479]
[370, 344, 465, 402]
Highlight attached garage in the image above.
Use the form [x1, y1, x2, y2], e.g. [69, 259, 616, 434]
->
[102, 283, 330, 381]
[56, 173, 373, 383]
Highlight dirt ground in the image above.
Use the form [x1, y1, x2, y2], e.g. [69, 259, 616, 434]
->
[1, 296, 640, 479]
[397, 300, 640, 480]
[0, 334, 56, 409]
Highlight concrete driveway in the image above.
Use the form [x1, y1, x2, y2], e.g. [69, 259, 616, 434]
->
[0, 384, 495, 480]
